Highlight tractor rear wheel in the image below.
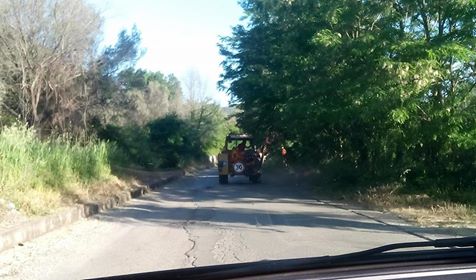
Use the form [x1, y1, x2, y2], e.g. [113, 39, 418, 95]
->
[219, 175, 228, 184]
[249, 174, 261, 184]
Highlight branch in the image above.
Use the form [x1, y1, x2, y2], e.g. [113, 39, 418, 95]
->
[416, 104, 431, 121]
[0, 102, 20, 117]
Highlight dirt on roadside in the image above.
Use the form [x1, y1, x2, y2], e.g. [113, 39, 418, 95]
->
[111, 166, 184, 187]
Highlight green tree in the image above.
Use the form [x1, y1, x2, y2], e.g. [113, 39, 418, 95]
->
[89, 26, 145, 125]
[220, 0, 476, 189]
[188, 101, 235, 155]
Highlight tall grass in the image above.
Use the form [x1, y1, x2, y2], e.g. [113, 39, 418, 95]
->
[0, 124, 112, 215]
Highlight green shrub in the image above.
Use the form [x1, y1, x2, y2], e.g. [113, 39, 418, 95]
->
[148, 114, 201, 168]
[99, 124, 162, 169]
[98, 113, 227, 169]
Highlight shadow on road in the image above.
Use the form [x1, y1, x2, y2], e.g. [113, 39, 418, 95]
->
[94, 169, 476, 238]
[97, 202, 408, 233]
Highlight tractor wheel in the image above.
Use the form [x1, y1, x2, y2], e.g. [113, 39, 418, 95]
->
[219, 175, 228, 184]
[249, 174, 261, 184]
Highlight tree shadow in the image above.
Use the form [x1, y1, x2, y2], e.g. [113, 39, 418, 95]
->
[93, 168, 476, 238]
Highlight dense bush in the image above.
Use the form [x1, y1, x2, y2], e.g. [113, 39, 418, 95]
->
[148, 115, 200, 168]
[99, 124, 158, 168]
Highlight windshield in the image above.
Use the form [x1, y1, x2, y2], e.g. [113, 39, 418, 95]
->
[227, 139, 253, 150]
[0, 0, 475, 279]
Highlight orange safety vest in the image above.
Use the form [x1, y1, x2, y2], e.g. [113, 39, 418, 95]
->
[281, 147, 287, 157]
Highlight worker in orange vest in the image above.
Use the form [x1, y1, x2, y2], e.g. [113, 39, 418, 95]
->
[281, 146, 288, 167]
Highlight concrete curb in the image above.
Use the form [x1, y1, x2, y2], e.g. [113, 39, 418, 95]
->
[0, 172, 183, 253]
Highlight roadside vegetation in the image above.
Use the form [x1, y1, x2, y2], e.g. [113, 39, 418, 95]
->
[311, 180, 476, 228]
[0, 125, 114, 215]
[0, 0, 234, 217]
[220, 1, 476, 226]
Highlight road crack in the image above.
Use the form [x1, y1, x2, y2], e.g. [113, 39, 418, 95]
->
[182, 222, 197, 267]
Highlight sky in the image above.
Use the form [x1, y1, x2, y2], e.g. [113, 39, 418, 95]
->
[91, 0, 244, 106]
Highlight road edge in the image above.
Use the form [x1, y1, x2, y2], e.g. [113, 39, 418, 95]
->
[0, 171, 183, 253]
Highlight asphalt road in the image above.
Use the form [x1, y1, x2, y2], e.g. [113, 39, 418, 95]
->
[0, 169, 457, 279]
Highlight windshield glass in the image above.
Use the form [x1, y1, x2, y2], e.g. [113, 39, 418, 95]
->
[0, 0, 475, 279]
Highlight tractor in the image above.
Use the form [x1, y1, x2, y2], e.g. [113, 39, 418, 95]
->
[217, 134, 263, 184]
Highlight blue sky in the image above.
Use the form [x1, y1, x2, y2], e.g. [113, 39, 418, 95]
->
[91, 0, 244, 106]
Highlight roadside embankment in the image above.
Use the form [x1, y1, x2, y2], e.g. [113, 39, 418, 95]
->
[313, 179, 476, 230]
[0, 166, 183, 253]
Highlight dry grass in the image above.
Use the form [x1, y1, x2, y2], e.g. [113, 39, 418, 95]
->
[3, 176, 137, 217]
[6, 187, 63, 216]
[61, 177, 139, 206]
[356, 184, 476, 228]
[0, 176, 139, 231]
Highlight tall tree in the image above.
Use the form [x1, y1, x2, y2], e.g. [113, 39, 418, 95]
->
[220, 0, 476, 188]
[0, 0, 102, 133]
[88, 26, 145, 126]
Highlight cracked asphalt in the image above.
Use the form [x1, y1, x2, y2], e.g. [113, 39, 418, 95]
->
[0, 169, 457, 279]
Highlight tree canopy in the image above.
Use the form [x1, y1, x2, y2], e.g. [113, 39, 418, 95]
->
[220, 0, 476, 189]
